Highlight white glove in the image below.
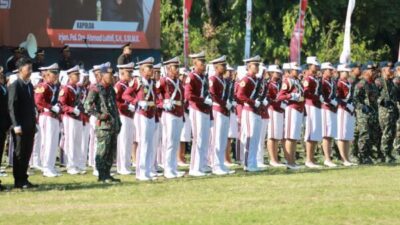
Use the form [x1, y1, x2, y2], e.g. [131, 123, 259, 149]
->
[262, 98, 269, 106]
[290, 93, 300, 101]
[163, 102, 173, 111]
[13, 126, 22, 134]
[254, 100, 261, 108]
[226, 101, 232, 110]
[231, 101, 237, 107]
[204, 96, 212, 106]
[330, 99, 338, 107]
[138, 101, 148, 110]
[319, 95, 325, 103]
[128, 104, 136, 112]
[73, 107, 80, 116]
[51, 105, 60, 114]
[347, 103, 354, 111]
[281, 102, 288, 109]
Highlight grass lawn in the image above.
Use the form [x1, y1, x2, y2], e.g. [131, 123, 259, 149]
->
[0, 164, 400, 225]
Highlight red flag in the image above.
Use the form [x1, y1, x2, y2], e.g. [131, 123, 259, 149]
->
[290, 0, 308, 63]
[183, 0, 193, 67]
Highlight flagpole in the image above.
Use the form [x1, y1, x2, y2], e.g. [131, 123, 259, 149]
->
[244, 0, 252, 59]
[183, 0, 187, 69]
[297, 0, 302, 64]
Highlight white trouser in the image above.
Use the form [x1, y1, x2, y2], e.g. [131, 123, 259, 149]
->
[241, 110, 262, 169]
[63, 116, 83, 170]
[39, 115, 60, 173]
[257, 118, 269, 166]
[133, 113, 140, 143]
[136, 114, 156, 178]
[152, 121, 162, 172]
[117, 115, 134, 173]
[29, 124, 41, 168]
[237, 119, 244, 164]
[210, 111, 229, 172]
[79, 123, 90, 170]
[189, 108, 211, 173]
[162, 113, 184, 174]
[180, 112, 192, 142]
[88, 115, 97, 167]
[228, 113, 239, 138]
[304, 105, 323, 142]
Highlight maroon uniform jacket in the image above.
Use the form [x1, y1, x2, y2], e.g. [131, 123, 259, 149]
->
[277, 77, 305, 113]
[59, 83, 82, 121]
[184, 71, 211, 115]
[321, 78, 337, 112]
[303, 75, 322, 108]
[267, 80, 284, 113]
[236, 74, 260, 115]
[122, 77, 157, 119]
[156, 76, 184, 118]
[209, 74, 229, 117]
[34, 81, 60, 119]
[336, 78, 353, 114]
[114, 80, 134, 118]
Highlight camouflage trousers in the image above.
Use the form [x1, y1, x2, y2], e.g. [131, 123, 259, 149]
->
[378, 108, 398, 158]
[356, 110, 378, 162]
[393, 116, 400, 154]
[95, 129, 117, 180]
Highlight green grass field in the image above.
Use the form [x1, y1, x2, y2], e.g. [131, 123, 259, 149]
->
[1, 164, 400, 225]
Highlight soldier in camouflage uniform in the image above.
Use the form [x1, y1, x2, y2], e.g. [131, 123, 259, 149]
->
[370, 64, 384, 161]
[84, 67, 122, 183]
[353, 62, 380, 164]
[393, 62, 400, 155]
[376, 61, 400, 163]
[348, 63, 362, 161]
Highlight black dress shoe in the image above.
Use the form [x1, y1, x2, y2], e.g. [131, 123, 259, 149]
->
[99, 176, 121, 184]
[15, 181, 38, 189]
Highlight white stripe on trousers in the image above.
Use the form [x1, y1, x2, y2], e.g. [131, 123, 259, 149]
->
[240, 109, 262, 169]
[257, 118, 268, 165]
[39, 115, 60, 173]
[210, 111, 230, 172]
[117, 115, 134, 173]
[63, 116, 83, 170]
[135, 114, 156, 178]
[189, 108, 211, 173]
[162, 113, 184, 174]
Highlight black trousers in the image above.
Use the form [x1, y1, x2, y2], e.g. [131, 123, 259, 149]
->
[0, 128, 7, 166]
[12, 129, 35, 185]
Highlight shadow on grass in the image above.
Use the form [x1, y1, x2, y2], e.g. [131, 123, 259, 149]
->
[1, 163, 399, 193]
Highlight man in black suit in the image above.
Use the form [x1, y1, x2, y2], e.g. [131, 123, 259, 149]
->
[8, 58, 38, 189]
[0, 67, 10, 191]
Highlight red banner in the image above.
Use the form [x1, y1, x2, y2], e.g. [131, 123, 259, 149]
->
[290, 0, 308, 63]
[183, 0, 193, 67]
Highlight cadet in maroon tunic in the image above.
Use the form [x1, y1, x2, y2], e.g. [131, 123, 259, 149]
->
[208, 55, 235, 175]
[184, 51, 213, 177]
[236, 55, 264, 172]
[277, 62, 304, 170]
[114, 62, 135, 175]
[320, 62, 339, 168]
[156, 57, 185, 179]
[303, 56, 323, 168]
[266, 65, 286, 168]
[59, 65, 85, 175]
[35, 63, 61, 177]
[122, 57, 157, 181]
